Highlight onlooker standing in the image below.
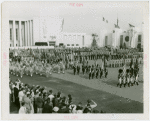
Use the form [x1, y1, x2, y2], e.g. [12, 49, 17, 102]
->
[48, 90, 54, 103]
[19, 102, 27, 114]
[36, 93, 44, 113]
[14, 83, 19, 108]
[23, 92, 32, 114]
[19, 88, 24, 107]
[42, 98, 53, 113]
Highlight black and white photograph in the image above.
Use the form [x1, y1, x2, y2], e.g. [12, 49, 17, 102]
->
[1, 1, 149, 120]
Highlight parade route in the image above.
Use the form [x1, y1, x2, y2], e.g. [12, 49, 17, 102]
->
[10, 63, 143, 113]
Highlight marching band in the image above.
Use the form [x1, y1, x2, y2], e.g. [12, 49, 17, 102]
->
[9, 47, 142, 88]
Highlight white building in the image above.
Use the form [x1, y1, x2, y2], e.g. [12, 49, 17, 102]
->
[9, 17, 143, 49]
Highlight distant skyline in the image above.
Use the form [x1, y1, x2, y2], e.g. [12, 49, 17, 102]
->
[7, 1, 146, 34]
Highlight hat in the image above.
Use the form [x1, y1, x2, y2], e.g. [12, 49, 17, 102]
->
[53, 107, 59, 112]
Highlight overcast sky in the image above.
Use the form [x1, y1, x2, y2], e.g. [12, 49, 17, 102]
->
[7, 1, 146, 34]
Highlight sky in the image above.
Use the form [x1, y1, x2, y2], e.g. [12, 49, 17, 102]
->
[7, 1, 146, 34]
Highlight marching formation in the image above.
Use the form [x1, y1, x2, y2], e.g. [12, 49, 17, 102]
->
[117, 63, 140, 88]
[9, 47, 143, 83]
[9, 59, 65, 78]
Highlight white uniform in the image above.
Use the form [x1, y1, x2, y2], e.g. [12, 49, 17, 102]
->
[135, 74, 139, 82]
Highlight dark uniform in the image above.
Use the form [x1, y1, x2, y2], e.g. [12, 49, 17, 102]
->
[96, 68, 99, 79]
[89, 66, 91, 80]
[91, 66, 95, 79]
[100, 68, 103, 79]
[82, 65, 85, 75]
[77, 65, 80, 75]
[105, 69, 108, 78]
[73, 64, 77, 75]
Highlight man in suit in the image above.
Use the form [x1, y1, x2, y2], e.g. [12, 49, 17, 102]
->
[14, 83, 19, 108]
[100, 68, 103, 79]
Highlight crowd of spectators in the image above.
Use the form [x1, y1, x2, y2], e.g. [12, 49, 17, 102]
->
[9, 78, 104, 114]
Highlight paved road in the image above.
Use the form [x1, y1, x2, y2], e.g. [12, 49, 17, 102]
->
[10, 63, 143, 113]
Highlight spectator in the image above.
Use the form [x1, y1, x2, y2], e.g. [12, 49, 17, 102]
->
[14, 83, 19, 108]
[58, 103, 69, 113]
[42, 98, 53, 113]
[19, 102, 27, 114]
[53, 106, 59, 113]
[48, 90, 54, 103]
[85, 99, 97, 110]
[76, 102, 83, 114]
[36, 93, 44, 113]
[23, 92, 32, 114]
[19, 88, 24, 107]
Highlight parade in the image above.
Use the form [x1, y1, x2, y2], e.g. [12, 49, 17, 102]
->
[5, 2, 145, 115]
[9, 47, 143, 88]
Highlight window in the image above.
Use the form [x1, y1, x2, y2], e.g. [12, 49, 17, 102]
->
[10, 44, 11, 47]
[67, 44, 70, 46]
[16, 44, 17, 47]
[10, 29, 12, 40]
[16, 29, 18, 40]
[76, 44, 79, 46]
[72, 44, 74, 46]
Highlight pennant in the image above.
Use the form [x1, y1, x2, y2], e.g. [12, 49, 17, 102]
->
[129, 24, 135, 27]
[103, 17, 105, 21]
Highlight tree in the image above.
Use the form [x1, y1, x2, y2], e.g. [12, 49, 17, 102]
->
[123, 42, 126, 49]
[91, 33, 98, 48]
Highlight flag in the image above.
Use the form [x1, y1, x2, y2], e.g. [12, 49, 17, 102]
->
[103, 17, 105, 21]
[129, 24, 135, 27]
[114, 24, 120, 29]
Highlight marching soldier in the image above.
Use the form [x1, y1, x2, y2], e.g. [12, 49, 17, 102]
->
[95, 68, 99, 79]
[99, 67, 103, 79]
[130, 74, 134, 86]
[117, 69, 123, 88]
[77, 64, 80, 75]
[73, 63, 77, 75]
[135, 72, 139, 85]
[104, 68, 108, 78]
[86, 61, 89, 73]
[82, 64, 85, 75]
[89, 66, 92, 80]
[126, 69, 130, 87]
[91, 65, 95, 79]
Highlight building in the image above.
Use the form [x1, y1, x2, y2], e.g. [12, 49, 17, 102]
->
[9, 17, 143, 49]
[9, 19, 33, 47]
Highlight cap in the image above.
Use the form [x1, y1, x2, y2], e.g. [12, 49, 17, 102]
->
[53, 107, 59, 112]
